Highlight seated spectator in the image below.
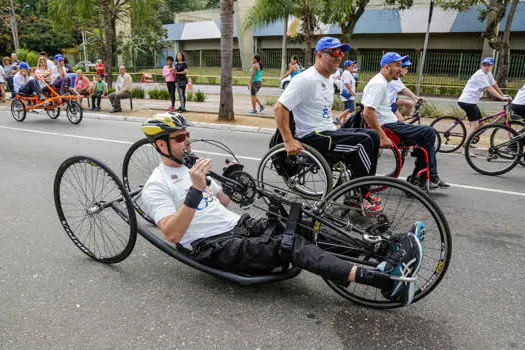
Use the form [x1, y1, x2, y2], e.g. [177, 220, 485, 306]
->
[108, 65, 132, 113]
[64, 57, 73, 73]
[91, 74, 107, 111]
[74, 70, 91, 97]
[39, 51, 54, 70]
[13, 63, 44, 98]
[33, 57, 50, 93]
[51, 54, 70, 94]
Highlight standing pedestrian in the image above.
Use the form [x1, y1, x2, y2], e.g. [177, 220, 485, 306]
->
[95, 59, 105, 77]
[163, 56, 177, 112]
[280, 56, 302, 81]
[3, 57, 16, 99]
[108, 65, 132, 113]
[90, 74, 107, 111]
[338, 60, 357, 125]
[174, 52, 188, 112]
[0, 61, 6, 103]
[248, 54, 264, 114]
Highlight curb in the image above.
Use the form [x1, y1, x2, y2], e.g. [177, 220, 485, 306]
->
[0, 105, 275, 135]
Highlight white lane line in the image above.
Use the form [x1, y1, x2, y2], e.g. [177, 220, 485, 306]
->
[2, 124, 525, 197]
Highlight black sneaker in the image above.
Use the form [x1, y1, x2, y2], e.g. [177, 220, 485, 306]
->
[377, 224, 424, 305]
[430, 177, 450, 188]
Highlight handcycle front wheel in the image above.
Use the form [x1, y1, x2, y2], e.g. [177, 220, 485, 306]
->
[430, 116, 466, 153]
[11, 99, 27, 122]
[66, 100, 83, 124]
[257, 143, 333, 203]
[46, 107, 61, 119]
[464, 124, 521, 176]
[313, 176, 452, 308]
[122, 138, 161, 224]
[54, 155, 137, 263]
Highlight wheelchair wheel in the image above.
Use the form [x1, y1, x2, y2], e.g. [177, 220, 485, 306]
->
[46, 107, 60, 119]
[66, 101, 83, 124]
[257, 143, 333, 202]
[313, 176, 452, 309]
[431, 116, 466, 153]
[54, 156, 137, 263]
[465, 124, 520, 176]
[11, 99, 26, 122]
[122, 138, 161, 224]
[376, 146, 402, 178]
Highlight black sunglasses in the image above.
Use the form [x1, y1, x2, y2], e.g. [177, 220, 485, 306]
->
[169, 132, 190, 143]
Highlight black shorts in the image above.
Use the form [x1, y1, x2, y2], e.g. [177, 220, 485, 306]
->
[458, 102, 482, 122]
[250, 81, 262, 96]
[511, 103, 525, 118]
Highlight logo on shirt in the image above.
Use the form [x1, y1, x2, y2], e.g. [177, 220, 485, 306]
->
[188, 186, 215, 211]
[322, 105, 331, 120]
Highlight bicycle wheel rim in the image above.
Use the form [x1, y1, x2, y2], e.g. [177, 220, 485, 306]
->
[314, 176, 452, 309]
[465, 124, 520, 176]
[46, 107, 60, 119]
[67, 101, 83, 124]
[257, 144, 333, 203]
[11, 100, 26, 122]
[431, 116, 465, 153]
[54, 156, 137, 263]
[122, 138, 161, 224]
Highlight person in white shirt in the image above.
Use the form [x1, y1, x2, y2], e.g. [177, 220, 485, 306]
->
[0, 63, 5, 103]
[510, 84, 525, 119]
[274, 37, 381, 215]
[140, 113, 424, 305]
[13, 62, 44, 98]
[362, 52, 449, 189]
[338, 59, 357, 124]
[51, 54, 70, 94]
[388, 57, 422, 120]
[458, 57, 512, 133]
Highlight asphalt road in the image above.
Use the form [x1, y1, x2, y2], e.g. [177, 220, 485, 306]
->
[1, 111, 524, 349]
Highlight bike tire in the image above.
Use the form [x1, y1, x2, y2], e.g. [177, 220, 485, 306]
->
[257, 143, 333, 202]
[465, 124, 520, 176]
[122, 138, 161, 224]
[54, 156, 137, 263]
[431, 116, 466, 153]
[66, 101, 83, 124]
[46, 107, 60, 119]
[314, 176, 452, 309]
[11, 99, 26, 122]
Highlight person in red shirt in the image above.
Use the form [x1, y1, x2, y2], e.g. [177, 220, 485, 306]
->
[95, 59, 105, 77]
[74, 70, 91, 97]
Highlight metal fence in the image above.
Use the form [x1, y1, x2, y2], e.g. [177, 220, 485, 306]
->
[140, 48, 525, 95]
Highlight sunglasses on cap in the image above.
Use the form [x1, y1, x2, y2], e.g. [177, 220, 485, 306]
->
[169, 132, 190, 143]
[321, 49, 345, 58]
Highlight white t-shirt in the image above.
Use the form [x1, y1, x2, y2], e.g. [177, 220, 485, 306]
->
[277, 66, 337, 138]
[513, 84, 525, 106]
[388, 79, 406, 105]
[362, 72, 398, 125]
[458, 70, 496, 104]
[0, 65, 4, 83]
[51, 65, 67, 82]
[47, 59, 54, 70]
[340, 70, 355, 102]
[141, 163, 240, 249]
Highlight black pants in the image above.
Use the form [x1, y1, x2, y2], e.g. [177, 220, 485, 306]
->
[191, 215, 352, 284]
[6, 76, 15, 95]
[300, 128, 380, 179]
[167, 81, 176, 107]
[19, 80, 42, 95]
[511, 103, 525, 118]
[91, 91, 103, 108]
[176, 81, 186, 109]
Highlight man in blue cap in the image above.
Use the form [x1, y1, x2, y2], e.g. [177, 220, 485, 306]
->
[338, 59, 357, 124]
[13, 62, 45, 98]
[388, 56, 422, 120]
[458, 57, 512, 135]
[274, 37, 382, 215]
[362, 52, 449, 189]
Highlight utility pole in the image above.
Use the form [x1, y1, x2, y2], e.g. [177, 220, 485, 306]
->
[417, 0, 434, 96]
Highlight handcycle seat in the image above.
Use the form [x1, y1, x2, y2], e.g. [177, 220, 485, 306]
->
[16, 92, 36, 97]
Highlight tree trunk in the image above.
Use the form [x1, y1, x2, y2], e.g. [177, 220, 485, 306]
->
[482, 0, 509, 58]
[495, 0, 519, 88]
[102, 0, 114, 87]
[341, 3, 367, 43]
[280, 16, 288, 77]
[302, 10, 315, 67]
[9, 0, 19, 51]
[218, 0, 234, 121]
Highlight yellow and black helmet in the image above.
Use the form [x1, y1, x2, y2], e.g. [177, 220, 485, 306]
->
[142, 113, 193, 142]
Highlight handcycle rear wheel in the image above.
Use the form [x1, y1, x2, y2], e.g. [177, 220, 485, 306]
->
[46, 107, 60, 119]
[465, 124, 520, 176]
[11, 99, 27, 122]
[313, 176, 452, 308]
[66, 101, 83, 124]
[54, 156, 137, 263]
[122, 138, 161, 224]
[430, 116, 466, 153]
[257, 143, 333, 203]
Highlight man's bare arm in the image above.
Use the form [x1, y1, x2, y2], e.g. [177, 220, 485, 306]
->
[274, 102, 303, 154]
[363, 107, 395, 148]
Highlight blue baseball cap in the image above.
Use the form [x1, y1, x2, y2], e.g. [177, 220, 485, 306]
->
[315, 37, 351, 53]
[344, 60, 355, 67]
[402, 56, 412, 67]
[380, 52, 408, 67]
[19, 62, 30, 70]
[481, 57, 494, 65]
[54, 54, 64, 61]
